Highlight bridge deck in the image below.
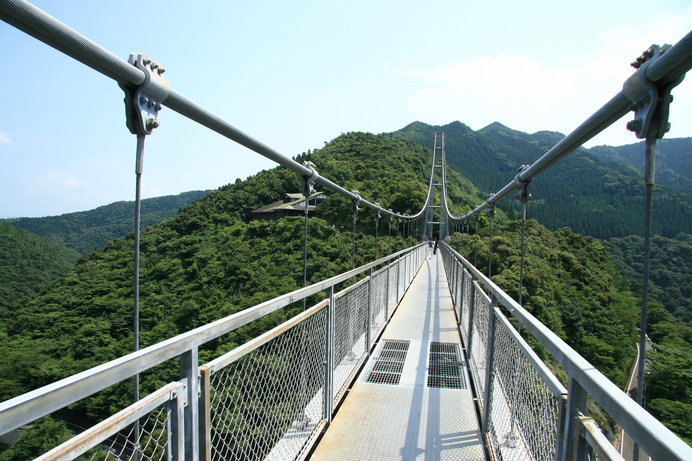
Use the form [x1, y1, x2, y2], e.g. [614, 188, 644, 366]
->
[311, 253, 486, 460]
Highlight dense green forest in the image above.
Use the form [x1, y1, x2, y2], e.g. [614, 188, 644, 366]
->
[3, 190, 209, 254]
[591, 138, 692, 196]
[392, 121, 692, 239]
[1, 131, 689, 456]
[606, 233, 692, 323]
[448, 220, 691, 443]
[0, 223, 78, 312]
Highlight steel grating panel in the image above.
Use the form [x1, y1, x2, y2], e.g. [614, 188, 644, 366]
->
[366, 339, 410, 385]
[314, 254, 486, 460]
[428, 342, 467, 389]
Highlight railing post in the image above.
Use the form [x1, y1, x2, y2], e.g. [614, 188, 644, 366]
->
[181, 347, 199, 461]
[169, 382, 185, 460]
[324, 285, 335, 424]
[198, 366, 211, 461]
[467, 280, 476, 352]
[481, 299, 499, 434]
[385, 261, 390, 320]
[561, 377, 588, 461]
[458, 264, 465, 326]
[366, 268, 372, 354]
[396, 256, 401, 303]
[555, 393, 568, 461]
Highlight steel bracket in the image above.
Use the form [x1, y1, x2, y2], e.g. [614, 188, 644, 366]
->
[352, 190, 361, 212]
[120, 53, 170, 136]
[302, 161, 319, 195]
[623, 44, 684, 140]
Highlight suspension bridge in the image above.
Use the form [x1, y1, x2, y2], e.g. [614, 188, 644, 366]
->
[1, 1, 691, 460]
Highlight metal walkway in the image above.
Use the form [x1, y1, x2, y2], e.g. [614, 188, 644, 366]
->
[311, 253, 486, 461]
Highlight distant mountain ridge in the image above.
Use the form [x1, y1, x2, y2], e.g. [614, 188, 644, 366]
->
[3, 190, 210, 254]
[590, 138, 692, 196]
[391, 121, 692, 240]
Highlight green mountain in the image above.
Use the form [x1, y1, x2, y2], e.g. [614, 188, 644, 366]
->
[391, 121, 692, 240]
[606, 233, 692, 323]
[0, 223, 79, 312]
[591, 138, 692, 196]
[0, 131, 688, 447]
[4, 190, 210, 255]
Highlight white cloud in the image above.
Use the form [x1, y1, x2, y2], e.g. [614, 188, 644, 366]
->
[404, 11, 692, 146]
[0, 132, 11, 144]
[31, 171, 88, 189]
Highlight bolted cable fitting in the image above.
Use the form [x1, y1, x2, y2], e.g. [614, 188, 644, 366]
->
[623, 44, 682, 140]
[120, 54, 170, 136]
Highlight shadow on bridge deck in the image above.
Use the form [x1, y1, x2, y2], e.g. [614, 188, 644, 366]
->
[311, 253, 486, 460]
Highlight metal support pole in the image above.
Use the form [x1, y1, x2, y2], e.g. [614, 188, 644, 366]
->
[562, 377, 588, 461]
[198, 366, 211, 461]
[517, 180, 530, 305]
[458, 263, 465, 326]
[467, 281, 476, 358]
[482, 300, 499, 433]
[633, 138, 656, 461]
[132, 133, 144, 460]
[323, 286, 335, 425]
[366, 268, 372, 355]
[487, 203, 495, 277]
[385, 261, 390, 320]
[474, 215, 479, 268]
[181, 347, 199, 461]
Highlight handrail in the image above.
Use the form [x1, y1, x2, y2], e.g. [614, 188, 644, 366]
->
[0, 0, 427, 222]
[0, 242, 425, 436]
[440, 241, 692, 461]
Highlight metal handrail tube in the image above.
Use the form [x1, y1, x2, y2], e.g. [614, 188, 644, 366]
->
[35, 381, 184, 461]
[440, 242, 691, 461]
[0, 243, 424, 436]
[449, 30, 692, 222]
[0, 0, 430, 221]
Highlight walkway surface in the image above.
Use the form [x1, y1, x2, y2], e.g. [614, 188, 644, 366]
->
[311, 253, 486, 461]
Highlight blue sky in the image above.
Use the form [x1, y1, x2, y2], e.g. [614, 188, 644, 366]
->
[0, 0, 690, 218]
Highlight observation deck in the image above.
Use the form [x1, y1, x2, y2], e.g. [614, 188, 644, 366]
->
[312, 253, 485, 460]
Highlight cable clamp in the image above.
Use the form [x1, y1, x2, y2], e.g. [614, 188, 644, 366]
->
[623, 44, 684, 140]
[352, 190, 361, 212]
[302, 161, 319, 195]
[121, 53, 171, 136]
[375, 203, 382, 220]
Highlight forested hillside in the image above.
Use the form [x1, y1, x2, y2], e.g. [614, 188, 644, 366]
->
[0, 223, 78, 312]
[392, 122, 692, 239]
[449, 220, 691, 443]
[1, 131, 689, 454]
[4, 190, 209, 254]
[591, 138, 692, 196]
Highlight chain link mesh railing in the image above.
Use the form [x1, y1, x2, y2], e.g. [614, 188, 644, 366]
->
[370, 267, 388, 342]
[388, 260, 399, 310]
[468, 282, 491, 412]
[208, 309, 327, 461]
[89, 407, 170, 461]
[486, 314, 564, 461]
[332, 279, 369, 404]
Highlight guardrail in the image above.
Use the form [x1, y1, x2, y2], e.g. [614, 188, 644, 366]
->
[440, 242, 691, 461]
[0, 243, 427, 460]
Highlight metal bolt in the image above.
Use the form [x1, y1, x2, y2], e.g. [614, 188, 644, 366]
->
[157, 68, 166, 75]
[148, 100, 156, 108]
[139, 96, 148, 105]
[155, 103, 162, 111]
[146, 118, 160, 130]
[626, 120, 642, 132]
[143, 58, 151, 65]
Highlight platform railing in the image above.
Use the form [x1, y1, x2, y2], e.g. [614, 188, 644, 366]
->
[440, 242, 691, 461]
[0, 243, 427, 460]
